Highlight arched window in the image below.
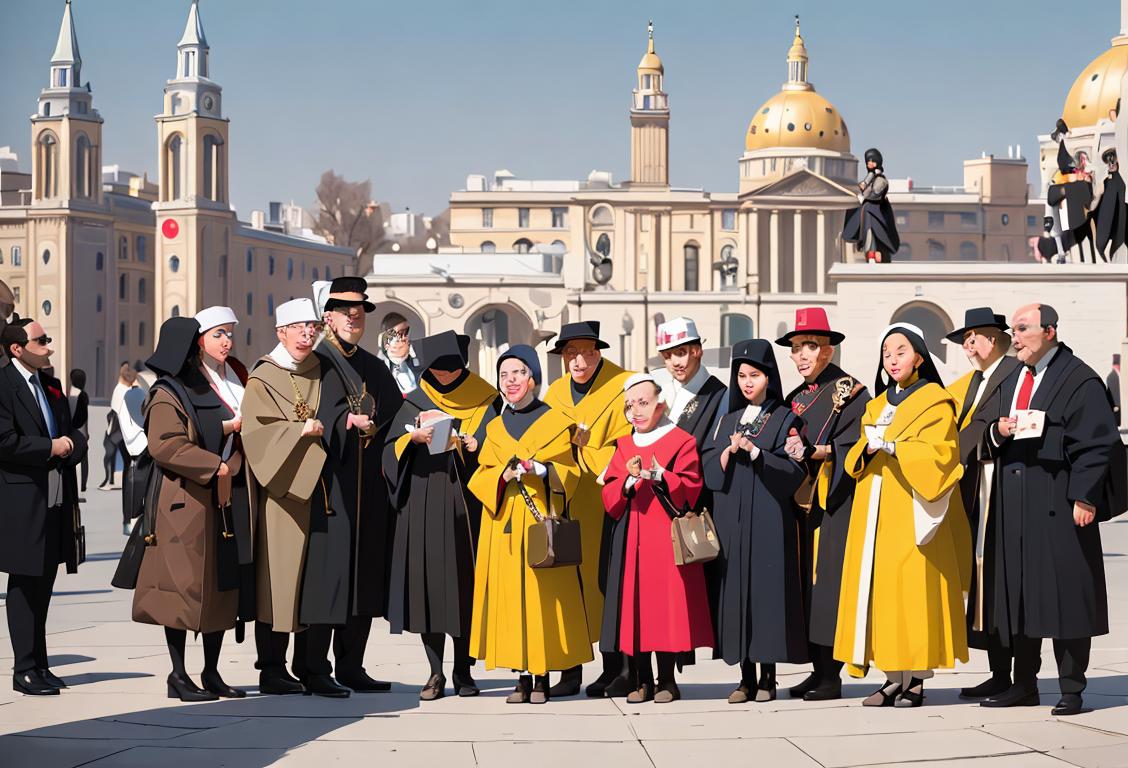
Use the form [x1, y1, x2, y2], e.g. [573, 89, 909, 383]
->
[169, 254, 180, 273]
[683, 243, 700, 291]
[42, 249, 50, 265]
[927, 240, 945, 260]
[721, 313, 754, 347]
[513, 238, 533, 254]
[202, 135, 223, 201]
[595, 233, 611, 256]
[959, 241, 979, 261]
[75, 135, 91, 198]
[118, 273, 128, 301]
[93, 250, 101, 270]
[480, 241, 496, 253]
[119, 236, 128, 260]
[138, 278, 147, 303]
[171, 305, 180, 317]
[38, 132, 58, 199]
[899, 243, 912, 260]
[890, 301, 954, 364]
[590, 205, 614, 226]
[718, 244, 737, 290]
[166, 135, 183, 200]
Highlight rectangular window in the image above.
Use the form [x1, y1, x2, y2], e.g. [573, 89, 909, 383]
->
[13, 287, 19, 303]
[518, 208, 530, 228]
[643, 95, 651, 109]
[642, 74, 651, 89]
[12, 247, 21, 267]
[928, 211, 945, 228]
[1027, 215, 1038, 229]
[721, 209, 736, 231]
[481, 208, 493, 227]
[895, 213, 909, 226]
[959, 212, 977, 226]
[136, 235, 147, 262]
[551, 207, 566, 228]
[56, 69, 67, 88]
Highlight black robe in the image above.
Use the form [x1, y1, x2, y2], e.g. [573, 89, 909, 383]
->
[381, 381, 483, 637]
[784, 364, 869, 647]
[985, 345, 1123, 643]
[316, 339, 402, 618]
[842, 198, 900, 258]
[1095, 170, 1127, 259]
[702, 404, 808, 664]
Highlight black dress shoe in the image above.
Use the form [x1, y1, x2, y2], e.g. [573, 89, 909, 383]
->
[603, 675, 634, 698]
[452, 670, 480, 697]
[981, 686, 1040, 708]
[201, 669, 245, 698]
[550, 665, 582, 697]
[419, 673, 446, 701]
[584, 668, 618, 698]
[302, 673, 351, 698]
[259, 668, 305, 695]
[803, 679, 842, 701]
[167, 672, 219, 702]
[959, 676, 1011, 700]
[336, 671, 392, 693]
[13, 671, 58, 696]
[36, 668, 67, 689]
[788, 671, 820, 698]
[1052, 694, 1083, 716]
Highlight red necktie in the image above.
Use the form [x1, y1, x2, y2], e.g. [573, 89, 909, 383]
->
[1015, 368, 1035, 410]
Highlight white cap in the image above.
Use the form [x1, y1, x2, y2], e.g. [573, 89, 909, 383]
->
[311, 280, 332, 315]
[624, 371, 661, 393]
[275, 298, 320, 328]
[655, 316, 703, 351]
[194, 305, 238, 331]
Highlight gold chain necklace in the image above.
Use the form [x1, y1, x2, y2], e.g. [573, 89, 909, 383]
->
[287, 373, 313, 421]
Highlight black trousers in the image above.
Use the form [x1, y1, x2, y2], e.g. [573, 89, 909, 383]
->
[332, 615, 372, 676]
[1013, 633, 1089, 695]
[293, 625, 334, 678]
[119, 453, 134, 524]
[254, 620, 291, 671]
[6, 569, 58, 673]
[985, 632, 1013, 679]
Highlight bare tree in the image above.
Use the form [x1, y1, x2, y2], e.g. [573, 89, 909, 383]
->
[311, 170, 385, 275]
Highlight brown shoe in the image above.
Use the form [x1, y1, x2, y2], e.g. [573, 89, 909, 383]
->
[506, 675, 532, 704]
[419, 673, 445, 701]
[654, 682, 681, 704]
[728, 684, 752, 704]
[530, 675, 550, 704]
[626, 683, 654, 704]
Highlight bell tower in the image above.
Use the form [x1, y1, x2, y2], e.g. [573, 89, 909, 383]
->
[153, 0, 234, 323]
[629, 21, 670, 187]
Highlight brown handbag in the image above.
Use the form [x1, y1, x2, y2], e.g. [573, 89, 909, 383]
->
[513, 459, 582, 569]
[652, 471, 720, 565]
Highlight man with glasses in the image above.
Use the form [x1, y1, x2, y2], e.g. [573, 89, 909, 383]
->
[311, 277, 403, 693]
[376, 313, 422, 395]
[242, 298, 351, 697]
[0, 315, 87, 695]
[981, 304, 1124, 715]
[941, 308, 1021, 702]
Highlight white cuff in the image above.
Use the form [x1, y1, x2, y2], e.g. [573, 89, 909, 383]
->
[532, 461, 547, 478]
[881, 441, 896, 456]
[652, 466, 664, 482]
[748, 444, 762, 461]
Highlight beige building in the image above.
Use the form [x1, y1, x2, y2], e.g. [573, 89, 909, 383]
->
[0, 1, 351, 395]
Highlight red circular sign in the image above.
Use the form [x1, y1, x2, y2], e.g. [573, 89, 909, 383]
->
[162, 218, 180, 239]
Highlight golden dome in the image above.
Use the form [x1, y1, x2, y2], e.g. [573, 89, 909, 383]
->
[744, 18, 849, 153]
[638, 20, 663, 74]
[1061, 37, 1128, 128]
[745, 90, 850, 152]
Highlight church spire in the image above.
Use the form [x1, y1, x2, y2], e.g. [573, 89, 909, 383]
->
[176, 0, 209, 79]
[49, 0, 81, 89]
[784, 15, 813, 91]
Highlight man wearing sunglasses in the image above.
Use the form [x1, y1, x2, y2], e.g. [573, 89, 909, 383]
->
[0, 315, 88, 695]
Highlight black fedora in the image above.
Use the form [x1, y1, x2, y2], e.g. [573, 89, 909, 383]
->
[945, 307, 1008, 343]
[323, 276, 376, 313]
[548, 321, 610, 355]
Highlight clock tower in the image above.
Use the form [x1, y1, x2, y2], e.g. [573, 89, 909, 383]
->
[153, 0, 234, 323]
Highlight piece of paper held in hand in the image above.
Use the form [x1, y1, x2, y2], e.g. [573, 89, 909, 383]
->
[422, 413, 456, 455]
[1012, 409, 1046, 440]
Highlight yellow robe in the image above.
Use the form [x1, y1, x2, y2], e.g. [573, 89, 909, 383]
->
[391, 374, 496, 460]
[468, 408, 592, 674]
[834, 382, 972, 674]
[543, 359, 634, 640]
[946, 370, 977, 430]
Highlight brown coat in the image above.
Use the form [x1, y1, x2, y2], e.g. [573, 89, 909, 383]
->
[242, 353, 326, 633]
[132, 386, 238, 633]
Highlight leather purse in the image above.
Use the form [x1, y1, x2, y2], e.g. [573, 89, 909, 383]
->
[513, 459, 582, 569]
[651, 462, 720, 566]
[111, 517, 146, 590]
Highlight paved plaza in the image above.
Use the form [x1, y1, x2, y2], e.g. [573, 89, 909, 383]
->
[0, 407, 1126, 768]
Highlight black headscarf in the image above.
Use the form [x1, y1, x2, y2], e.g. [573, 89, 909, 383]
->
[873, 323, 944, 402]
[864, 147, 884, 171]
[727, 339, 783, 413]
[147, 316, 225, 454]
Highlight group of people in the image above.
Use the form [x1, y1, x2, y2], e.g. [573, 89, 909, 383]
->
[0, 281, 1120, 718]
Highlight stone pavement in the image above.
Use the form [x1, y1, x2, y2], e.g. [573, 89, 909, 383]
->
[1, 407, 1126, 767]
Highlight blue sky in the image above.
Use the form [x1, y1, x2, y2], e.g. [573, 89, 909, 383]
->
[1, 0, 1121, 218]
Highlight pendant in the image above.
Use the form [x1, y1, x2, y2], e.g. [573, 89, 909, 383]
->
[293, 400, 312, 421]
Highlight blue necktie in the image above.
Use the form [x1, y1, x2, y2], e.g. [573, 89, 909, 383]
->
[30, 375, 58, 438]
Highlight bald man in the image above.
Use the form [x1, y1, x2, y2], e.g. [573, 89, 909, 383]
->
[981, 304, 1123, 716]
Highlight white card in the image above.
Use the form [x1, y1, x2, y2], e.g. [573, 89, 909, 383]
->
[1013, 409, 1045, 440]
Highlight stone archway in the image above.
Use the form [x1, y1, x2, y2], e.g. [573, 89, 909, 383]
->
[464, 303, 534, 377]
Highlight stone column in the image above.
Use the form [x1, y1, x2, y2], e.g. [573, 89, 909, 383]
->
[769, 209, 780, 293]
[793, 210, 804, 293]
[816, 209, 827, 294]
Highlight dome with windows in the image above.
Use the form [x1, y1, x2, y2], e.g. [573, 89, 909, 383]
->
[1060, 36, 1128, 128]
[744, 19, 850, 154]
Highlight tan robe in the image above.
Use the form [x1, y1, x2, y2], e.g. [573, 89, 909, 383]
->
[241, 354, 326, 633]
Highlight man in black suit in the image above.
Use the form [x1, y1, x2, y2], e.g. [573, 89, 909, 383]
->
[0, 316, 87, 695]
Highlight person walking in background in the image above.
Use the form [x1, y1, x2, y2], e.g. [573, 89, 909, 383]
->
[67, 369, 89, 496]
[111, 363, 148, 535]
[99, 410, 122, 490]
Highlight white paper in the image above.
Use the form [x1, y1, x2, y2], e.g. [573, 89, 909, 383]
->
[1012, 409, 1045, 441]
[422, 413, 455, 455]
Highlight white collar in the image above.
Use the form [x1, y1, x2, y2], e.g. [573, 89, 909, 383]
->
[676, 364, 710, 395]
[739, 403, 763, 423]
[12, 357, 38, 382]
[268, 343, 299, 372]
[980, 354, 1006, 381]
[633, 417, 676, 446]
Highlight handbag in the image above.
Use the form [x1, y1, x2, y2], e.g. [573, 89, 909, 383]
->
[514, 460, 582, 569]
[652, 480, 720, 565]
[70, 502, 86, 572]
[110, 447, 165, 590]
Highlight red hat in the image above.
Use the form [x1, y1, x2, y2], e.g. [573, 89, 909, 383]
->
[774, 307, 845, 347]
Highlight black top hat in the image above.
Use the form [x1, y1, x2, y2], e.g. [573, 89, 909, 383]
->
[945, 307, 1009, 343]
[548, 321, 610, 355]
[419, 330, 467, 370]
[324, 276, 376, 313]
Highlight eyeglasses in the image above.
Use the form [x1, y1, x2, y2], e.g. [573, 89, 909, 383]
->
[284, 322, 322, 334]
[385, 328, 409, 342]
[27, 334, 51, 346]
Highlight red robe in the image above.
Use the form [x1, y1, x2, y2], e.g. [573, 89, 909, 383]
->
[601, 426, 715, 654]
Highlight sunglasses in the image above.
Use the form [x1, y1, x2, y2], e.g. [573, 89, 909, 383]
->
[27, 334, 51, 346]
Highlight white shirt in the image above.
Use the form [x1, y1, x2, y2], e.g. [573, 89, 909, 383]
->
[111, 379, 148, 457]
[202, 357, 245, 415]
[655, 365, 711, 423]
[969, 354, 1007, 415]
[1007, 346, 1059, 417]
[12, 358, 45, 409]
